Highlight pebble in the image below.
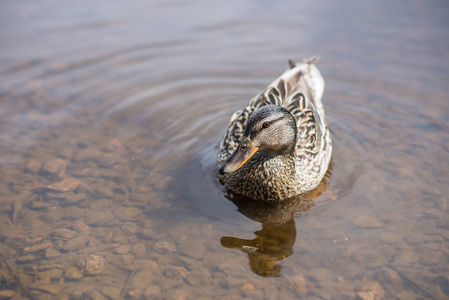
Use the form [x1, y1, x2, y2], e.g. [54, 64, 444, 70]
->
[29, 201, 50, 210]
[40, 268, 63, 279]
[240, 282, 255, 292]
[0, 290, 15, 299]
[72, 219, 90, 235]
[45, 192, 70, 200]
[216, 260, 248, 278]
[43, 158, 67, 177]
[113, 245, 130, 255]
[356, 281, 385, 300]
[170, 289, 192, 300]
[100, 286, 121, 299]
[46, 178, 81, 192]
[85, 210, 115, 226]
[184, 267, 211, 286]
[351, 246, 388, 269]
[163, 266, 189, 280]
[132, 271, 154, 289]
[411, 219, 436, 235]
[375, 267, 401, 286]
[242, 289, 264, 299]
[31, 284, 61, 295]
[95, 186, 114, 198]
[52, 228, 77, 239]
[129, 259, 158, 272]
[25, 160, 42, 173]
[182, 239, 206, 259]
[98, 153, 122, 167]
[0, 243, 17, 257]
[278, 286, 297, 300]
[379, 244, 396, 260]
[63, 237, 87, 251]
[434, 197, 447, 212]
[443, 139, 449, 153]
[291, 275, 307, 295]
[152, 241, 177, 254]
[143, 286, 161, 299]
[262, 285, 279, 300]
[172, 256, 193, 271]
[148, 169, 171, 190]
[74, 148, 103, 162]
[76, 255, 105, 275]
[24, 242, 53, 253]
[64, 193, 87, 205]
[130, 243, 147, 257]
[113, 206, 143, 220]
[379, 232, 399, 244]
[91, 168, 120, 178]
[431, 274, 449, 295]
[84, 290, 105, 300]
[126, 289, 142, 298]
[307, 267, 334, 283]
[355, 216, 384, 228]
[16, 255, 37, 264]
[140, 228, 155, 240]
[393, 248, 419, 267]
[64, 266, 83, 280]
[403, 233, 424, 246]
[45, 248, 61, 258]
[420, 249, 445, 266]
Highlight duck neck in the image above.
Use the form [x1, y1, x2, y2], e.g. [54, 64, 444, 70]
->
[225, 152, 299, 201]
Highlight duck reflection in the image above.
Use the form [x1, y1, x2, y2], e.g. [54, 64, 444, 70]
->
[221, 180, 327, 277]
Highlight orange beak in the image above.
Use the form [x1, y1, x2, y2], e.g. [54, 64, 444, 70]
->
[219, 138, 259, 174]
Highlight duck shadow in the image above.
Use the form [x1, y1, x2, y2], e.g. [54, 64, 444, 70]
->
[220, 178, 328, 277]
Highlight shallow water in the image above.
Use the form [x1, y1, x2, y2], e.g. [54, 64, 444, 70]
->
[1, 0, 449, 299]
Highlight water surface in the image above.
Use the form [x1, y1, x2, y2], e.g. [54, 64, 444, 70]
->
[1, 1, 449, 299]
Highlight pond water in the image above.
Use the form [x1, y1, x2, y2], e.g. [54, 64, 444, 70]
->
[1, 0, 449, 299]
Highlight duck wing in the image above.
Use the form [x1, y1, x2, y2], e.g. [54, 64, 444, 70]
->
[218, 106, 254, 164]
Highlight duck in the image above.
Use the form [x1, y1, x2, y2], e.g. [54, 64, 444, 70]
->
[218, 57, 332, 201]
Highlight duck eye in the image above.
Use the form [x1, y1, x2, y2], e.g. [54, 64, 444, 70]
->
[263, 121, 271, 128]
[240, 144, 247, 151]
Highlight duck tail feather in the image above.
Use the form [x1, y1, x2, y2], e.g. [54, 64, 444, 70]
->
[288, 60, 296, 69]
[301, 56, 321, 65]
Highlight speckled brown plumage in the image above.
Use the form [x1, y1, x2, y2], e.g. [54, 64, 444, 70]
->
[218, 57, 332, 201]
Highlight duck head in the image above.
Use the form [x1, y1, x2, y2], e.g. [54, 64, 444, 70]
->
[219, 105, 297, 175]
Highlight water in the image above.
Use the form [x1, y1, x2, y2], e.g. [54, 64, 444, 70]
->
[1, 0, 449, 299]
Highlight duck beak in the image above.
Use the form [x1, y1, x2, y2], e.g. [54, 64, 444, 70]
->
[219, 138, 259, 174]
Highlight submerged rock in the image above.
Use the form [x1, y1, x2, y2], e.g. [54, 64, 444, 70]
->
[355, 216, 384, 228]
[43, 158, 67, 177]
[143, 285, 161, 299]
[0, 289, 16, 299]
[52, 228, 77, 239]
[25, 160, 42, 173]
[46, 178, 81, 192]
[130, 243, 147, 257]
[131, 271, 154, 290]
[113, 245, 130, 255]
[76, 255, 105, 275]
[64, 266, 83, 280]
[16, 255, 37, 264]
[31, 284, 62, 295]
[356, 281, 385, 300]
[163, 266, 189, 280]
[45, 248, 61, 258]
[23, 242, 52, 253]
[152, 241, 177, 254]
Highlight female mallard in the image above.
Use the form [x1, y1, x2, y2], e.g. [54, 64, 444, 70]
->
[218, 57, 332, 201]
